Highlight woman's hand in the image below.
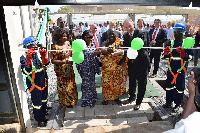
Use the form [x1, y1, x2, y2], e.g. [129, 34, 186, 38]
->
[101, 47, 109, 55]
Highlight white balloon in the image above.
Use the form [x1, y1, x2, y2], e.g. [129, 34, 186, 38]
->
[127, 48, 138, 59]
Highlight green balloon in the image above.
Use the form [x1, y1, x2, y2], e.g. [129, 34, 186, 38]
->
[131, 38, 144, 50]
[72, 39, 85, 52]
[183, 37, 195, 49]
[72, 51, 84, 64]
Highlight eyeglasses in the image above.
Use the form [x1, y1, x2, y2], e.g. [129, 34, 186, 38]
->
[60, 21, 66, 24]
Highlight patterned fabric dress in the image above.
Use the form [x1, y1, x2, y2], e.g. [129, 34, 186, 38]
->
[101, 37, 128, 101]
[51, 42, 78, 108]
[76, 45, 100, 107]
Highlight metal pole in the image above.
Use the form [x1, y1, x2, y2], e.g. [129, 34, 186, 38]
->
[18, 46, 200, 52]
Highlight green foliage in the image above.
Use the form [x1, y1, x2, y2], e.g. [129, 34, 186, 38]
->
[57, 6, 73, 13]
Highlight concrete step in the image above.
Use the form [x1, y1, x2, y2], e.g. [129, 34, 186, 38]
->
[26, 121, 173, 133]
[64, 102, 154, 121]
[0, 123, 20, 133]
[64, 117, 149, 128]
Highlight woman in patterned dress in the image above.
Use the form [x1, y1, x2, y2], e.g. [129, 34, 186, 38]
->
[76, 30, 101, 108]
[51, 28, 78, 108]
[101, 28, 128, 105]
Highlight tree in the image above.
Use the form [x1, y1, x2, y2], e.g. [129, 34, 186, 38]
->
[57, 6, 73, 13]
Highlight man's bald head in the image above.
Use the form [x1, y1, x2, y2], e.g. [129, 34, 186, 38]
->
[90, 24, 97, 34]
[109, 21, 116, 28]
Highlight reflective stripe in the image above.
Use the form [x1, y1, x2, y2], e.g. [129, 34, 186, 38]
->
[171, 57, 181, 60]
[170, 40, 174, 52]
[188, 55, 193, 61]
[23, 68, 34, 83]
[179, 61, 186, 72]
[166, 86, 176, 91]
[176, 89, 184, 93]
[42, 99, 47, 102]
[32, 103, 42, 109]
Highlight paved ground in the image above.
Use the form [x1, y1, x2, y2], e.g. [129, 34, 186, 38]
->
[24, 59, 196, 132]
[26, 121, 172, 133]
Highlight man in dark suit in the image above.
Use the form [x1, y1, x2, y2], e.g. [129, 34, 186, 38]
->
[90, 24, 102, 88]
[122, 19, 150, 110]
[101, 21, 122, 42]
[149, 19, 167, 78]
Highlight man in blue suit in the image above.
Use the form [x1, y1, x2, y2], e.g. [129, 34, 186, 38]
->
[149, 19, 167, 78]
[101, 21, 122, 43]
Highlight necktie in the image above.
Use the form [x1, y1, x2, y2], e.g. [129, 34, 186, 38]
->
[152, 28, 158, 41]
[93, 34, 99, 51]
[130, 34, 132, 40]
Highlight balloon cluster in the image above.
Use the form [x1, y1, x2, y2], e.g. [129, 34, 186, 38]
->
[71, 37, 195, 63]
[72, 39, 86, 64]
[128, 37, 195, 59]
[130, 37, 195, 50]
[127, 38, 144, 59]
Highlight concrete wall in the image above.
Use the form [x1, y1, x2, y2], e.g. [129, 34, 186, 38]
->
[3, 6, 31, 127]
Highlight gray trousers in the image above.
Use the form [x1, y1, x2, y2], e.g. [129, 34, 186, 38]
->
[194, 49, 200, 66]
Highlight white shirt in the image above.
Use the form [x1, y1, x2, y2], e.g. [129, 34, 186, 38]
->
[165, 27, 173, 40]
[152, 27, 160, 41]
[101, 26, 108, 34]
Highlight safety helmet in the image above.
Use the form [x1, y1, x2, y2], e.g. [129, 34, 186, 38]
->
[23, 37, 38, 48]
[173, 23, 186, 35]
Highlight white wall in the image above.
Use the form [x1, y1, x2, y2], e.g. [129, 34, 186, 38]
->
[20, 6, 32, 38]
[3, 6, 31, 128]
[12, 6, 23, 41]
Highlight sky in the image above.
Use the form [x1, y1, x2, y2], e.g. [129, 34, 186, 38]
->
[43, 5, 62, 13]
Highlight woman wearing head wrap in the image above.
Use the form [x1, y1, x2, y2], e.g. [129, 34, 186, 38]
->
[101, 28, 128, 105]
[51, 28, 78, 109]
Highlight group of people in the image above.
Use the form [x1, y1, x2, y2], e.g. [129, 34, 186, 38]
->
[20, 17, 200, 127]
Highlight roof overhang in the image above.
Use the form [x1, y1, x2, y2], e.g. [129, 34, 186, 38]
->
[1, 0, 199, 7]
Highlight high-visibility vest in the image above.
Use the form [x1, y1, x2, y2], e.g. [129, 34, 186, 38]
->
[23, 53, 47, 92]
[168, 40, 187, 85]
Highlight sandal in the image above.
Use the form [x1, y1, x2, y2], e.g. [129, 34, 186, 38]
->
[134, 104, 141, 110]
[114, 98, 122, 105]
[102, 100, 108, 105]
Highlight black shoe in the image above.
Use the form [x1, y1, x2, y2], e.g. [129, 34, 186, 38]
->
[172, 105, 181, 113]
[123, 97, 136, 104]
[43, 118, 48, 123]
[102, 100, 108, 105]
[67, 105, 73, 108]
[162, 103, 172, 108]
[114, 98, 122, 106]
[38, 121, 47, 127]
